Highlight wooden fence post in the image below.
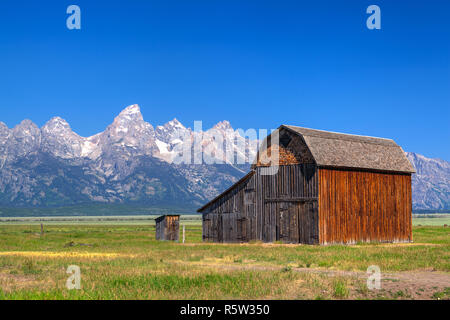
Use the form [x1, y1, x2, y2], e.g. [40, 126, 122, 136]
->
[40, 223, 44, 236]
[182, 225, 185, 244]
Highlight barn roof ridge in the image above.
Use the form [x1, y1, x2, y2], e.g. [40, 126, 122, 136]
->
[282, 124, 391, 138]
[281, 125, 397, 147]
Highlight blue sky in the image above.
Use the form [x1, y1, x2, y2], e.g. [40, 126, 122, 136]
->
[0, 1, 449, 160]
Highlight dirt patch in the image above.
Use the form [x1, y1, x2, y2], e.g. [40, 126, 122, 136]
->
[373, 270, 450, 299]
[175, 261, 450, 300]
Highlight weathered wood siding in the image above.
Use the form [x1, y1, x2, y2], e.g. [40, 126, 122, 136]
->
[202, 172, 257, 242]
[155, 215, 180, 241]
[202, 164, 319, 244]
[318, 168, 412, 244]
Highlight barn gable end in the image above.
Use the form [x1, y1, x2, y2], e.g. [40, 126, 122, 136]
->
[253, 126, 315, 167]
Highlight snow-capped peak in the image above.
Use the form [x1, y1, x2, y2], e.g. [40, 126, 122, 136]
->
[46, 116, 68, 124]
[166, 118, 185, 129]
[212, 120, 233, 131]
[114, 104, 144, 122]
[121, 104, 141, 115]
[14, 119, 38, 130]
[42, 117, 72, 133]
[154, 118, 190, 145]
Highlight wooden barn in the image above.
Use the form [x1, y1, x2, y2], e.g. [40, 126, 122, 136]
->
[198, 125, 415, 245]
[155, 215, 180, 241]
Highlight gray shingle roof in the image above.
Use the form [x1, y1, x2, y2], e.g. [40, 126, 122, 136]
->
[282, 125, 415, 173]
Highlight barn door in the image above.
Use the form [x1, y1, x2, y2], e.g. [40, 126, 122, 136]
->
[277, 202, 289, 241]
[221, 213, 246, 243]
[204, 212, 248, 243]
[202, 213, 211, 242]
[298, 203, 307, 243]
[236, 214, 247, 242]
[288, 203, 299, 242]
[276, 202, 299, 243]
[216, 214, 223, 242]
[167, 216, 179, 241]
[244, 189, 256, 240]
[298, 202, 319, 244]
[204, 213, 223, 242]
[221, 214, 231, 242]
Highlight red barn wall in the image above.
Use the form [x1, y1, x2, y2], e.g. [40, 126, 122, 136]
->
[318, 168, 412, 244]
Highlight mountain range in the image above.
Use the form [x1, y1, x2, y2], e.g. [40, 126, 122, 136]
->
[0, 105, 257, 212]
[0, 104, 448, 214]
[406, 152, 450, 212]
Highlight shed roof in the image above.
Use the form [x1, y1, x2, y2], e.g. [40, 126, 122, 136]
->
[155, 214, 180, 223]
[281, 125, 415, 173]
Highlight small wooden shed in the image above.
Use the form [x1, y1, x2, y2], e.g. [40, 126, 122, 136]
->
[198, 125, 415, 245]
[155, 215, 180, 241]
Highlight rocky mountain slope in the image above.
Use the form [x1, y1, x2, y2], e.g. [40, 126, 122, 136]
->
[0, 104, 448, 212]
[406, 152, 450, 211]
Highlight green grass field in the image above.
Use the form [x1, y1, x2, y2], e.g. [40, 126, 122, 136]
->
[0, 216, 448, 300]
[413, 214, 450, 226]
